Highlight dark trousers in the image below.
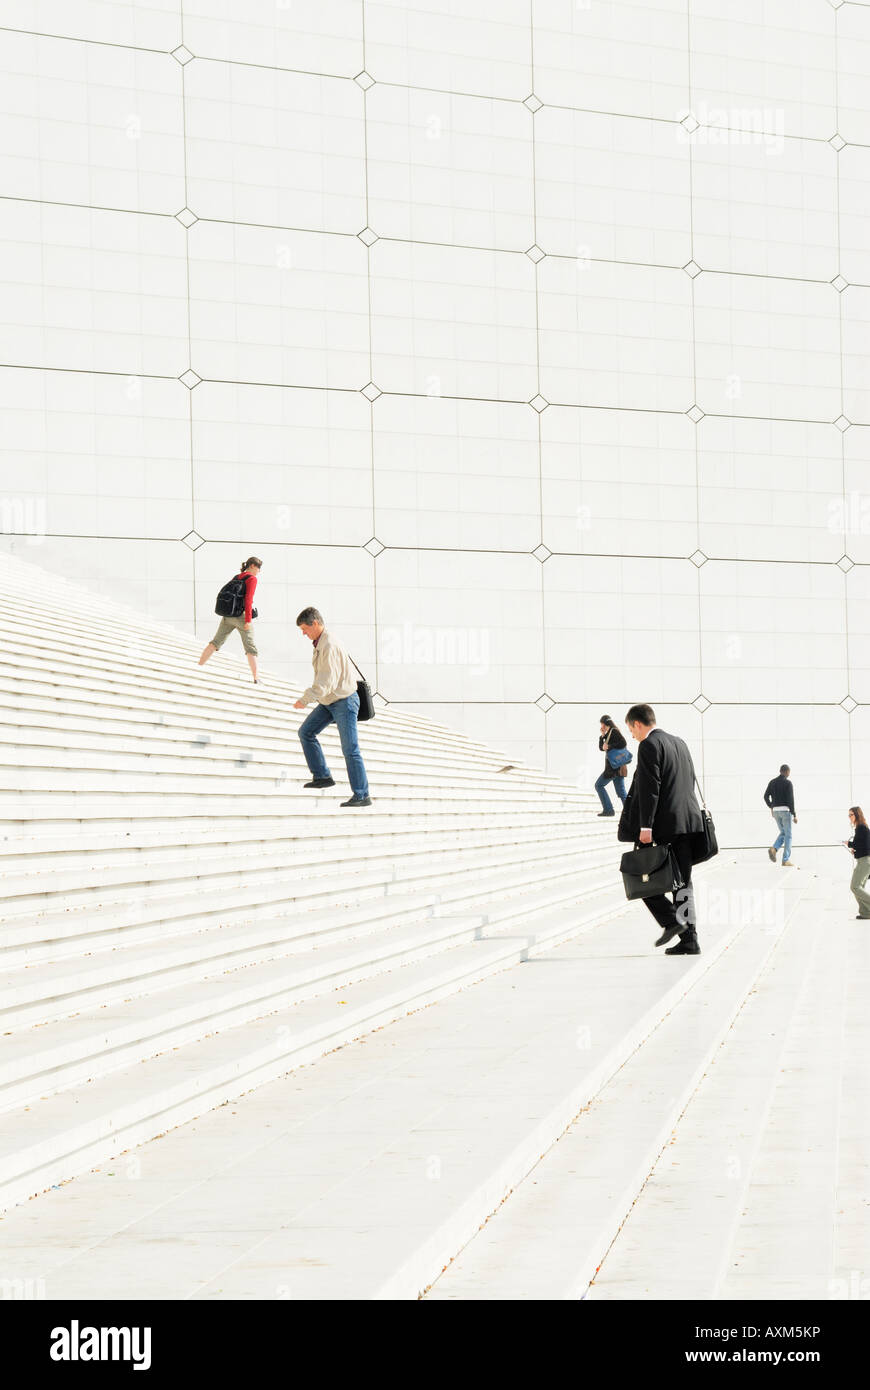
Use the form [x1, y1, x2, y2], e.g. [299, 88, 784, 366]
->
[642, 833, 697, 939]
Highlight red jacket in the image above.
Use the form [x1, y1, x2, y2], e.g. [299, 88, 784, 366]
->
[238, 572, 257, 623]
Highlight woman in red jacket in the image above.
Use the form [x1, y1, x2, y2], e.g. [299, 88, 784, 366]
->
[199, 557, 262, 683]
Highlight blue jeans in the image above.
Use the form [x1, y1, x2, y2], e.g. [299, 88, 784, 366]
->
[772, 808, 792, 861]
[298, 693, 369, 799]
[595, 768, 627, 813]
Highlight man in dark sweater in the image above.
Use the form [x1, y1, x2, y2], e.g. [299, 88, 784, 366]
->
[764, 764, 797, 866]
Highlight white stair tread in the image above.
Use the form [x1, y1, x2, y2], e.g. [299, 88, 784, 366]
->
[0, 661, 546, 775]
[0, 811, 591, 871]
[2, 845, 611, 956]
[425, 869, 807, 1299]
[0, 825, 604, 904]
[2, 855, 614, 1006]
[0, 874, 740, 1298]
[0, 876, 624, 1097]
[586, 893, 862, 1301]
[0, 803, 597, 838]
[0, 884, 631, 1204]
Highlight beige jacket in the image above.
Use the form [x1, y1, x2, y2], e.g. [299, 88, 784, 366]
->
[300, 628, 358, 707]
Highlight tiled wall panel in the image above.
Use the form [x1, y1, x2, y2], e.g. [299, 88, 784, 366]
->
[0, 0, 866, 848]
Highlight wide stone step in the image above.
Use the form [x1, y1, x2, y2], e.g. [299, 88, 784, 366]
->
[0, 691, 554, 776]
[0, 722, 566, 795]
[7, 765, 591, 812]
[0, 870, 622, 1107]
[1, 825, 605, 924]
[2, 859, 617, 1029]
[0, 841, 613, 960]
[0, 815, 599, 895]
[586, 890, 858, 1301]
[425, 868, 807, 1298]
[0, 657, 533, 770]
[0, 799, 597, 834]
[0, 807, 594, 863]
[0, 880, 631, 1211]
[1, 623, 498, 746]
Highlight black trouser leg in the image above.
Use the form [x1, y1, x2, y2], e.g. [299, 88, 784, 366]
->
[642, 833, 696, 938]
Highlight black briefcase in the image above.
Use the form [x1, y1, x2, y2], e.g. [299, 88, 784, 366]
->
[620, 842, 684, 901]
[349, 655, 375, 722]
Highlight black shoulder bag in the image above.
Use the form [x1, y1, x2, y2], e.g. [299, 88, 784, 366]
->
[689, 773, 718, 865]
[348, 655, 375, 722]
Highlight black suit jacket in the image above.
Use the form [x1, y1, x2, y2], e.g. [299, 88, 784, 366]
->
[617, 727, 704, 843]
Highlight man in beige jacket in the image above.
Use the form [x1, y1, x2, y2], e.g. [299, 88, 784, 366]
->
[293, 606, 371, 807]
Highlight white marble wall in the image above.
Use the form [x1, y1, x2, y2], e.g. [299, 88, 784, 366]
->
[1, 0, 867, 849]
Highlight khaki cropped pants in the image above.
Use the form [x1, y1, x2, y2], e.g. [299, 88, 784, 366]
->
[210, 615, 258, 656]
[850, 855, 870, 919]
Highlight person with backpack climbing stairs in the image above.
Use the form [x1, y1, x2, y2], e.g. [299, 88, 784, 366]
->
[199, 557, 262, 683]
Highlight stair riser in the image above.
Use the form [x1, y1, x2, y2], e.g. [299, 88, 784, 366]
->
[0, 875, 393, 960]
[1, 844, 611, 953]
[3, 737, 576, 791]
[0, 826, 606, 909]
[0, 811, 589, 867]
[6, 754, 588, 802]
[0, 913, 491, 1086]
[559, 921, 790, 1300]
[2, 863, 610, 994]
[0, 677, 545, 772]
[0, 806, 600, 847]
[373, 920, 750, 1299]
[0, 893, 631, 1208]
[0, 863, 617, 1024]
[2, 886, 442, 970]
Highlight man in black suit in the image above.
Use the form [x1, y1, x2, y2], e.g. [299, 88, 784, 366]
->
[618, 703, 705, 955]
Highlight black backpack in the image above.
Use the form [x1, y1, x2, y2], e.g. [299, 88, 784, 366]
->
[215, 573, 257, 620]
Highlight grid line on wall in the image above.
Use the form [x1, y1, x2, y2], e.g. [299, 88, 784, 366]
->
[0, 0, 866, 814]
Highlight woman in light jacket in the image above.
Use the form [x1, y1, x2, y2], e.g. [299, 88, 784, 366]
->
[595, 714, 629, 817]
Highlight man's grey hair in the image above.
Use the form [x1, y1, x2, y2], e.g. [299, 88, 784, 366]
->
[296, 607, 323, 627]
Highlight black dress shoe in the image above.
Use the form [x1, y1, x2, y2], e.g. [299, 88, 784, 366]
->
[654, 923, 683, 947]
[596, 811, 615, 817]
[304, 777, 335, 788]
[665, 939, 701, 955]
[341, 795, 372, 807]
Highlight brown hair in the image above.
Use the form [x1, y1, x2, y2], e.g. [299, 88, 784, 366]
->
[241, 556, 262, 571]
[850, 806, 867, 827]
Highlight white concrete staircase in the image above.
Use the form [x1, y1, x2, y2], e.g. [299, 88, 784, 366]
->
[2, 856, 834, 1303]
[424, 864, 814, 1300]
[0, 551, 631, 1212]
